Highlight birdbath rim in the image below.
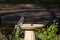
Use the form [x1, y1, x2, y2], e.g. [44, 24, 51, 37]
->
[20, 24, 45, 30]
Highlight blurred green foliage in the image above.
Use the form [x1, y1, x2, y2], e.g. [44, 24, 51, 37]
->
[35, 19, 58, 40]
[8, 26, 24, 40]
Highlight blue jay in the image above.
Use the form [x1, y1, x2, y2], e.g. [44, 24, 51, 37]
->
[15, 16, 24, 29]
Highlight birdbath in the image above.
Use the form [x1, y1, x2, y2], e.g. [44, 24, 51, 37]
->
[20, 24, 44, 40]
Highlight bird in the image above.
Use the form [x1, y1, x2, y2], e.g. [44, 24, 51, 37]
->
[15, 16, 24, 29]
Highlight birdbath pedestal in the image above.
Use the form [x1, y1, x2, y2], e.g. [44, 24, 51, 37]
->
[20, 24, 44, 40]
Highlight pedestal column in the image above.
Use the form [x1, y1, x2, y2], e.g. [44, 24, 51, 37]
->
[25, 30, 35, 40]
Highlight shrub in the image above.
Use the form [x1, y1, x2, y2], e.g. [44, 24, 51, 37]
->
[35, 19, 58, 40]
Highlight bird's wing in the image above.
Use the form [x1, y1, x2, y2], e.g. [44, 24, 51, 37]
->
[15, 16, 24, 29]
[17, 16, 24, 26]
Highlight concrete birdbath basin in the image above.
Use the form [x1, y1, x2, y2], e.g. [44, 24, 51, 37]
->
[20, 24, 45, 40]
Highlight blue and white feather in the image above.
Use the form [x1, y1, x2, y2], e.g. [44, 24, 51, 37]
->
[15, 16, 24, 29]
